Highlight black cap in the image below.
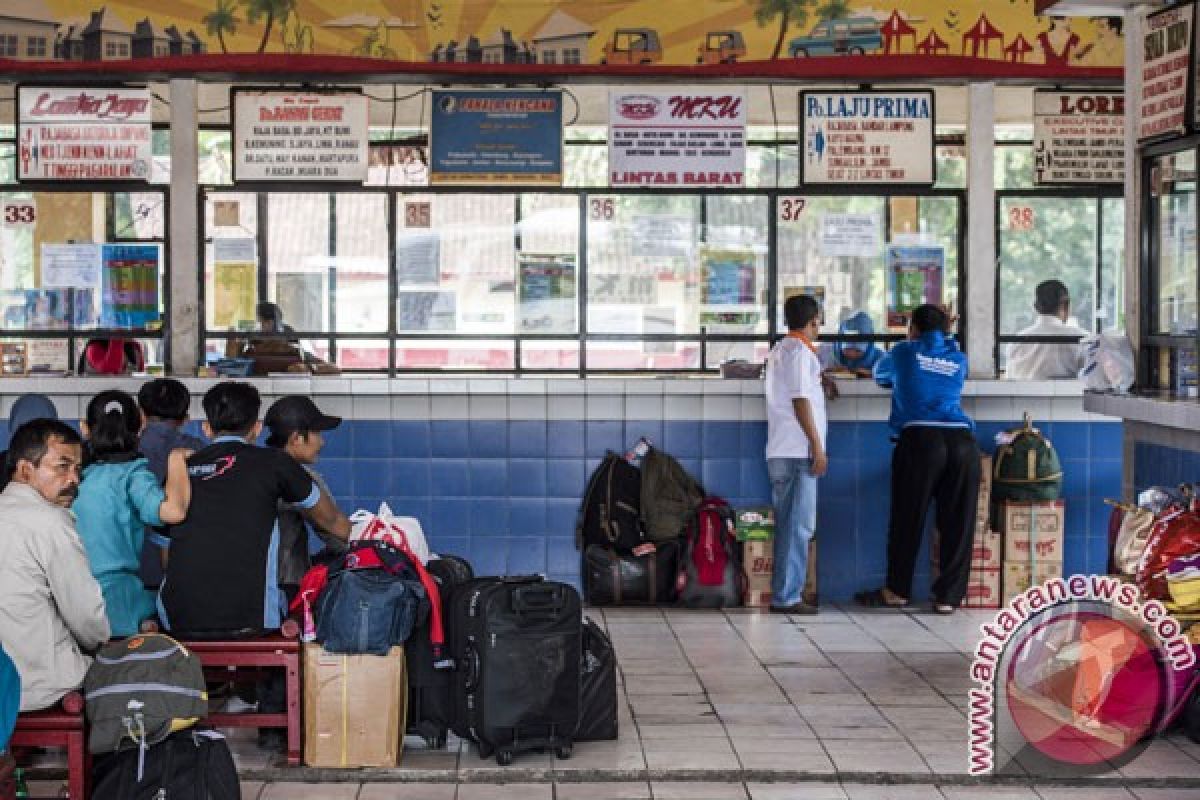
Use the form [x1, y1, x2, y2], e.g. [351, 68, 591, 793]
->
[264, 396, 341, 446]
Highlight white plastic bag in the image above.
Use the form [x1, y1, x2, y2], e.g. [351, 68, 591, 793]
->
[1079, 333, 1135, 393]
[348, 501, 432, 564]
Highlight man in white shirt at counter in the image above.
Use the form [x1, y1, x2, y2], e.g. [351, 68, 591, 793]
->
[1005, 280, 1088, 380]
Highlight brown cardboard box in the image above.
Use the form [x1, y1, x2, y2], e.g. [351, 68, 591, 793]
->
[1000, 501, 1065, 564]
[744, 539, 773, 607]
[303, 644, 406, 768]
[963, 568, 1001, 609]
[931, 527, 1002, 576]
[1002, 560, 1064, 604]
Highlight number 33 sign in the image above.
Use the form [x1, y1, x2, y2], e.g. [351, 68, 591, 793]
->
[2, 199, 36, 227]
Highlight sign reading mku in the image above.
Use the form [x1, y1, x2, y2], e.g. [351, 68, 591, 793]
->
[234, 91, 368, 181]
[18, 87, 152, 181]
[1140, 4, 1191, 141]
[801, 91, 934, 185]
[1033, 91, 1125, 185]
[608, 91, 746, 187]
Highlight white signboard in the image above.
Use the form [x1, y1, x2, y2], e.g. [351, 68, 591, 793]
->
[1141, 4, 1191, 141]
[18, 87, 152, 181]
[1034, 91, 1125, 185]
[819, 213, 881, 258]
[801, 91, 934, 185]
[234, 91, 369, 181]
[609, 91, 746, 187]
[41, 243, 101, 289]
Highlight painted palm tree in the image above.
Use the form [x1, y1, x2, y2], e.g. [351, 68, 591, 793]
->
[817, 0, 851, 22]
[242, 0, 295, 53]
[754, 0, 816, 60]
[202, 0, 240, 54]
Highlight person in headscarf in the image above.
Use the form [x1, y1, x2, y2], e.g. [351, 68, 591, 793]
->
[831, 311, 883, 377]
[0, 393, 59, 493]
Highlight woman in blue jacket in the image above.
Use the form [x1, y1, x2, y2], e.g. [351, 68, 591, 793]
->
[855, 304, 981, 614]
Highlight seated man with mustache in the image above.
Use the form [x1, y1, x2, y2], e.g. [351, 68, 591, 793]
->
[0, 419, 109, 711]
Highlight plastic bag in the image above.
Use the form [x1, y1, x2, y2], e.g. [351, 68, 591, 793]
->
[1079, 333, 1135, 392]
[1136, 505, 1200, 601]
[349, 502, 431, 565]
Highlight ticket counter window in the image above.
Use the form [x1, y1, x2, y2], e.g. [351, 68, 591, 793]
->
[1151, 150, 1198, 337]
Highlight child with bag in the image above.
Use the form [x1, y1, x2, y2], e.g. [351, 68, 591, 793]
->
[73, 390, 193, 637]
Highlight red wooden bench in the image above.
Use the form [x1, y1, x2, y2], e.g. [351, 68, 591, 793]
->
[183, 624, 303, 766]
[10, 692, 89, 800]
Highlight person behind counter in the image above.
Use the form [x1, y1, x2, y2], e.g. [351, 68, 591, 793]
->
[1005, 279, 1087, 381]
[829, 311, 883, 378]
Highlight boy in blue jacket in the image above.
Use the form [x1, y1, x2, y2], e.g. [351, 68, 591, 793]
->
[856, 304, 981, 614]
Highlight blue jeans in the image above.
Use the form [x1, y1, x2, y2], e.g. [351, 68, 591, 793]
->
[767, 458, 818, 607]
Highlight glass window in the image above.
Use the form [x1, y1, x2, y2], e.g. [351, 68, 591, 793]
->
[542, 50, 556, 64]
[203, 191, 259, 333]
[0, 36, 16, 57]
[996, 144, 1035, 189]
[1152, 150, 1198, 335]
[1100, 197, 1125, 332]
[26, 37, 46, 58]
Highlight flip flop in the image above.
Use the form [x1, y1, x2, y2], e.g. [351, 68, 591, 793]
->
[854, 588, 911, 610]
[933, 603, 956, 615]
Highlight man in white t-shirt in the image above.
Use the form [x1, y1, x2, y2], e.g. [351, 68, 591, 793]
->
[764, 295, 828, 615]
[1005, 280, 1087, 380]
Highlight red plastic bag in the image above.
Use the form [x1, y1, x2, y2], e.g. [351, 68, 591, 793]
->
[1136, 506, 1200, 601]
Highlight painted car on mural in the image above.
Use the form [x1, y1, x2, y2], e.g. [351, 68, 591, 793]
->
[697, 31, 747, 65]
[600, 29, 663, 65]
[788, 17, 883, 57]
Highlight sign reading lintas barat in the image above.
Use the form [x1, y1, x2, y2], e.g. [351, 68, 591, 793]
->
[1141, 4, 1191, 141]
[800, 91, 934, 185]
[1034, 91, 1125, 185]
[234, 91, 368, 182]
[18, 87, 152, 181]
[608, 91, 746, 187]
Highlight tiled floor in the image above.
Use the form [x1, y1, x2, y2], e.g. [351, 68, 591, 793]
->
[23, 607, 1200, 797]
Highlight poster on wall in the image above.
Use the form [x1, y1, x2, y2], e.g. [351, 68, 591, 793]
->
[886, 245, 944, 328]
[233, 90, 369, 181]
[18, 87, 152, 181]
[40, 243, 101, 289]
[100, 244, 160, 328]
[397, 290, 457, 331]
[609, 91, 745, 188]
[429, 90, 563, 185]
[396, 231, 441, 284]
[1033, 91, 1125, 185]
[519, 254, 576, 332]
[701, 249, 756, 305]
[212, 238, 257, 330]
[800, 90, 934, 185]
[1140, 4, 1191, 141]
[819, 214, 881, 257]
[631, 215, 694, 258]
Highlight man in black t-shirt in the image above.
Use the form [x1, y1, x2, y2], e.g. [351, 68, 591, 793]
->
[158, 382, 350, 636]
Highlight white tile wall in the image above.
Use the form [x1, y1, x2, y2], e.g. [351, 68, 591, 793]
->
[626, 395, 664, 420]
[586, 395, 624, 420]
[974, 396, 1016, 421]
[740, 396, 767, 422]
[351, 395, 391, 419]
[468, 395, 507, 419]
[391, 395, 431, 420]
[663, 395, 703, 420]
[547, 395, 585, 420]
[702, 395, 742, 420]
[507, 395, 548, 419]
[434, 394, 469, 419]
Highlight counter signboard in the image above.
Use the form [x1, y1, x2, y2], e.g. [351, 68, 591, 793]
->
[429, 90, 563, 186]
[233, 90, 369, 182]
[800, 90, 934, 185]
[608, 90, 746, 187]
[1033, 91, 1125, 185]
[1140, 4, 1191, 142]
[17, 87, 152, 181]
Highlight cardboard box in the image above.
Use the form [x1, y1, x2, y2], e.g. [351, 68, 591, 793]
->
[1000, 501, 1065, 564]
[303, 644, 406, 768]
[736, 507, 775, 541]
[963, 568, 1001, 609]
[742, 538, 819, 607]
[931, 527, 1003, 576]
[1002, 560, 1064, 604]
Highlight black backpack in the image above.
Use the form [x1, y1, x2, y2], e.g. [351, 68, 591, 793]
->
[578, 452, 644, 552]
[92, 729, 240, 800]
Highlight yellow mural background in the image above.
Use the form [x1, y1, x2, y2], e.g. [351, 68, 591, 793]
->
[30, 0, 1125, 67]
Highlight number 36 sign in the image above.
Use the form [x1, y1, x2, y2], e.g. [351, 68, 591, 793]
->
[2, 199, 36, 227]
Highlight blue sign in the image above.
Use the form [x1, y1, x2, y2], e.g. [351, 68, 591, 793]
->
[430, 90, 563, 185]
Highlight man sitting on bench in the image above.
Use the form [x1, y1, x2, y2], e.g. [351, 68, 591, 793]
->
[0, 420, 110, 711]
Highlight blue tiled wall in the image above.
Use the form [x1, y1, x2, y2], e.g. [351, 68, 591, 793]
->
[1134, 441, 1200, 495]
[304, 418, 1121, 602]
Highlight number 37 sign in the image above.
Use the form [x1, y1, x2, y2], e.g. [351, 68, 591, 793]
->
[2, 199, 36, 227]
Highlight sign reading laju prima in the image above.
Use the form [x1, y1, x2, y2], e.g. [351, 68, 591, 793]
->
[1140, 4, 1191, 141]
[233, 91, 368, 181]
[17, 87, 152, 181]
[1033, 91, 1125, 185]
[429, 90, 563, 185]
[609, 91, 746, 187]
[800, 91, 934, 185]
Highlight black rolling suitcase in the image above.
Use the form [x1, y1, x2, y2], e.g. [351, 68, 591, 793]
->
[407, 555, 473, 748]
[576, 617, 618, 742]
[450, 576, 582, 765]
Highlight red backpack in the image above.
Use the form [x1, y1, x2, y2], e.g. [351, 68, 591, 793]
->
[676, 497, 745, 608]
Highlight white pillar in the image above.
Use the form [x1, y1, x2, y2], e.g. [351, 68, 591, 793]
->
[168, 78, 199, 375]
[1124, 10, 1145, 353]
[966, 82, 996, 378]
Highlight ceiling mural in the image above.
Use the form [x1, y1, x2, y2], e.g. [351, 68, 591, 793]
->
[0, 0, 1125, 71]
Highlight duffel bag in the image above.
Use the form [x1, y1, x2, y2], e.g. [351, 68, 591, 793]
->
[584, 541, 678, 605]
[92, 729, 239, 800]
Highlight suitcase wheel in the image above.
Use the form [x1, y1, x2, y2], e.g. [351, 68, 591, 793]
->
[496, 748, 515, 766]
[423, 732, 448, 749]
[555, 743, 573, 760]
[478, 743, 494, 760]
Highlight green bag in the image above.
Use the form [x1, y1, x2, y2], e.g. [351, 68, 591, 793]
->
[992, 413, 1063, 506]
[640, 446, 704, 543]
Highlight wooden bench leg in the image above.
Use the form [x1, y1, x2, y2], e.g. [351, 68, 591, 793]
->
[66, 729, 87, 800]
[285, 655, 301, 767]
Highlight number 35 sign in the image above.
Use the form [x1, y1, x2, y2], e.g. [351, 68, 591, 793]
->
[2, 199, 36, 227]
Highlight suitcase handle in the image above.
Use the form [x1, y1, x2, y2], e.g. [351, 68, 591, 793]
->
[513, 583, 565, 615]
[463, 641, 480, 692]
[500, 575, 544, 585]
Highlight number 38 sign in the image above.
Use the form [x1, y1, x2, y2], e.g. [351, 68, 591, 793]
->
[2, 199, 36, 227]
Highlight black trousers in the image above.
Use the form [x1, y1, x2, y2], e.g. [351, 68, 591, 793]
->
[886, 426, 981, 605]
